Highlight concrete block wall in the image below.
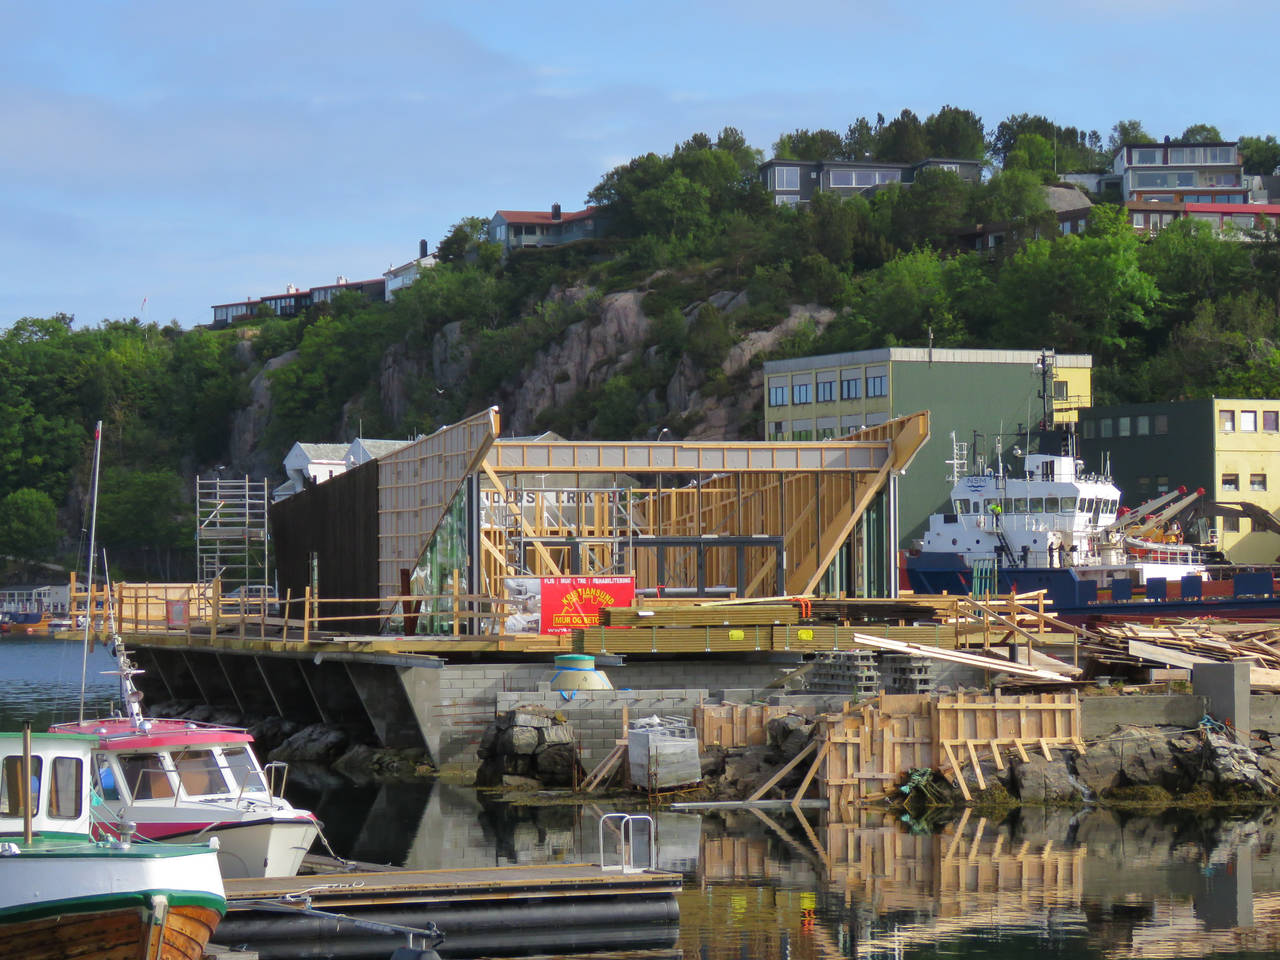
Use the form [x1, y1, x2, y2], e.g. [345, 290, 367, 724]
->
[601, 660, 786, 696]
[1253, 694, 1280, 731]
[1079, 694, 1207, 740]
[496, 688, 711, 767]
[432, 663, 548, 765]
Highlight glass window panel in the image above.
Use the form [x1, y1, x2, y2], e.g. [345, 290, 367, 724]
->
[1251, 474, 1267, 491]
[174, 749, 229, 797]
[1060, 496, 1077, 512]
[1117, 417, 1131, 437]
[49, 756, 82, 819]
[1013, 498, 1028, 512]
[1, 755, 41, 816]
[775, 167, 799, 190]
[1045, 496, 1060, 512]
[1241, 410, 1257, 431]
[1222, 474, 1240, 492]
[221, 747, 268, 794]
[1220, 410, 1235, 432]
[1029, 498, 1044, 513]
[1155, 414, 1169, 434]
[119, 754, 174, 800]
[1100, 418, 1113, 438]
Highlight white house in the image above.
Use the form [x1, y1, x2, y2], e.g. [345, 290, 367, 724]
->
[384, 240, 437, 300]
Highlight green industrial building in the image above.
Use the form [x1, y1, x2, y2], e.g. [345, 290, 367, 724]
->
[763, 347, 1093, 546]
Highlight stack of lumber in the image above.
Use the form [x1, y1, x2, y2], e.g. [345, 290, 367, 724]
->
[1081, 619, 1280, 690]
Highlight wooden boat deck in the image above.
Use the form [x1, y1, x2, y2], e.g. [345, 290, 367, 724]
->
[224, 862, 682, 911]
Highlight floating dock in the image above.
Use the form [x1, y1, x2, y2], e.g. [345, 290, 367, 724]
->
[215, 861, 682, 959]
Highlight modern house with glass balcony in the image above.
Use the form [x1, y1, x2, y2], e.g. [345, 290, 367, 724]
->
[759, 157, 982, 206]
[1113, 140, 1247, 205]
[763, 347, 1093, 545]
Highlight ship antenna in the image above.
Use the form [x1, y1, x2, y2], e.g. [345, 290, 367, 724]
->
[101, 555, 145, 728]
[77, 420, 103, 725]
[946, 431, 968, 482]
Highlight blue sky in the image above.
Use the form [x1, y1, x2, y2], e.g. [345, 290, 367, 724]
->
[1, 0, 1273, 330]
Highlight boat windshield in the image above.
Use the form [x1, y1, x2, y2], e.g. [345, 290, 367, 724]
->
[119, 753, 175, 800]
[221, 747, 269, 795]
[172, 749, 230, 797]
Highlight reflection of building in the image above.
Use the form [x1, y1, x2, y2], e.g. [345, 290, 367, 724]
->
[763, 347, 1093, 544]
[269, 405, 930, 634]
[1078, 399, 1280, 562]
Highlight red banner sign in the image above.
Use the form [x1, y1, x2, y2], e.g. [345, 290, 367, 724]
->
[539, 576, 635, 634]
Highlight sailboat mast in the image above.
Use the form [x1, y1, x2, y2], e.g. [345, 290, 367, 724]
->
[78, 420, 103, 724]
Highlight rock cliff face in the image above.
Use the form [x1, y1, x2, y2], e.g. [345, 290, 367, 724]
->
[228, 282, 838, 476]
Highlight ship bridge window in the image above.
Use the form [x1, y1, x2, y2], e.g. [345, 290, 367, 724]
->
[953, 500, 969, 514]
[119, 754, 174, 800]
[983, 498, 997, 512]
[1029, 497, 1044, 513]
[1079, 498, 1092, 513]
[1014, 498, 1028, 512]
[221, 747, 268, 794]
[1001, 498, 1014, 513]
[1060, 496, 1076, 512]
[173, 749, 229, 797]
[1045, 496, 1060, 512]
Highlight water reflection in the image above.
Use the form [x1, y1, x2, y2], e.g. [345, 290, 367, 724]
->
[288, 778, 1280, 960]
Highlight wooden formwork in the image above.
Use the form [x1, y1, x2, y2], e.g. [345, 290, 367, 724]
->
[692, 703, 809, 749]
[814, 691, 1084, 814]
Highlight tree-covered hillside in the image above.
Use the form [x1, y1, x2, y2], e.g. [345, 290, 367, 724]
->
[3, 109, 1279, 581]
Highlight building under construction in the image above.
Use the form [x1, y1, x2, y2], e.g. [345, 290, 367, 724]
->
[268, 407, 929, 636]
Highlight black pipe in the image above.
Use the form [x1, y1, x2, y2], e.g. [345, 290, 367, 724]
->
[215, 924, 679, 960]
[220, 895, 679, 941]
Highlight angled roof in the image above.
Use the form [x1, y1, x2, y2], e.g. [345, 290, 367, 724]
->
[493, 206, 598, 225]
[351, 438, 414, 458]
[294, 442, 349, 461]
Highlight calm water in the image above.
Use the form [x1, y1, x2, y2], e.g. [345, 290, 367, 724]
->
[4, 640, 1280, 959]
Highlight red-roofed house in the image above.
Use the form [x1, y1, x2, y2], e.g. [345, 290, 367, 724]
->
[488, 204, 602, 254]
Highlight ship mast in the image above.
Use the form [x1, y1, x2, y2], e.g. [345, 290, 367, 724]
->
[77, 420, 103, 725]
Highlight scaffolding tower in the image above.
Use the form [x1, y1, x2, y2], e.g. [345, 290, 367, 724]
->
[195, 476, 273, 592]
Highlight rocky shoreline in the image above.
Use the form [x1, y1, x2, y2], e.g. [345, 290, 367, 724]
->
[154, 699, 1280, 808]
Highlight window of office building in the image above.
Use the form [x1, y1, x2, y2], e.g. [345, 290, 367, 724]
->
[1220, 410, 1235, 432]
[1156, 475, 1170, 494]
[1223, 516, 1241, 533]
[840, 375, 861, 400]
[792, 382, 811, 404]
[768, 382, 787, 406]
[770, 421, 784, 437]
[1053, 380, 1068, 400]
[1117, 416, 1131, 437]
[1100, 418, 1113, 438]
[1265, 411, 1280, 432]
[816, 379, 835, 403]
[1242, 410, 1257, 432]
[1222, 473, 1240, 492]
[1082, 419, 1095, 439]
[1136, 415, 1150, 435]
[1155, 414, 1169, 435]
[866, 370, 887, 397]
[1252, 474, 1268, 491]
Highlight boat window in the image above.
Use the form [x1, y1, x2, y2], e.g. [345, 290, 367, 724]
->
[221, 747, 268, 795]
[96, 760, 120, 801]
[1060, 496, 1076, 512]
[1029, 498, 1044, 513]
[1013, 498, 1028, 512]
[173, 749, 229, 797]
[0, 755, 42, 816]
[971, 501, 980, 513]
[49, 756, 82, 820]
[953, 500, 969, 514]
[119, 753, 175, 800]
[1080, 498, 1093, 514]
[1045, 497, 1060, 512]
[983, 499, 997, 513]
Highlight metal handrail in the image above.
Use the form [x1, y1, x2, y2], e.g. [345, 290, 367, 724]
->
[598, 812, 655, 874]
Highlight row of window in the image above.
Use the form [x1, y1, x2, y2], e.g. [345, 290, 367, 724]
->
[1133, 171, 1240, 189]
[1222, 473, 1268, 492]
[769, 375, 887, 406]
[1220, 409, 1280, 432]
[1081, 414, 1169, 439]
[0, 754, 81, 819]
[953, 496, 1118, 516]
[1130, 146, 1237, 166]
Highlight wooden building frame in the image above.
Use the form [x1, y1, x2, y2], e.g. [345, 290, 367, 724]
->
[376, 407, 929, 635]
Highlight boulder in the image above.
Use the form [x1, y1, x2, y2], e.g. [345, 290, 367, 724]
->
[1014, 755, 1081, 804]
[267, 724, 349, 764]
[502, 726, 540, 756]
[534, 743, 578, 787]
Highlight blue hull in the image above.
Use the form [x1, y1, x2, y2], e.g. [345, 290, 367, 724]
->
[905, 553, 1280, 623]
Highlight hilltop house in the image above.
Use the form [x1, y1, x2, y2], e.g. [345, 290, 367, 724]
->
[759, 156, 982, 206]
[211, 277, 386, 328]
[384, 240, 437, 300]
[487, 204, 602, 254]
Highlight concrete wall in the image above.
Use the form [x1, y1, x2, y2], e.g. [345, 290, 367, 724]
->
[497, 687, 711, 767]
[1251, 694, 1280, 731]
[1080, 694, 1206, 739]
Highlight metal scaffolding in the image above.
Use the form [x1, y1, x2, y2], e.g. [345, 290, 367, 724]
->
[195, 476, 272, 592]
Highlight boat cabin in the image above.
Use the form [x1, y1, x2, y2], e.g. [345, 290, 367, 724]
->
[0, 733, 97, 838]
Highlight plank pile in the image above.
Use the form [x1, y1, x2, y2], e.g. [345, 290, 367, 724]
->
[1081, 619, 1280, 690]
